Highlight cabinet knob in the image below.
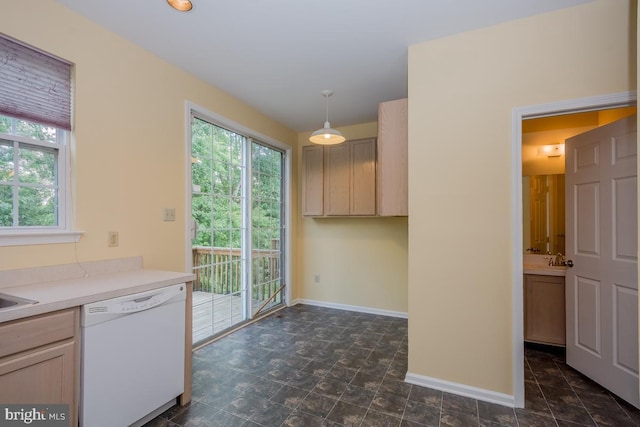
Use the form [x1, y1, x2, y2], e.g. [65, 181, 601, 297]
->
[566, 260, 574, 268]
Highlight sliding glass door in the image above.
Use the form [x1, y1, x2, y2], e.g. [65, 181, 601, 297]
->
[190, 115, 285, 345]
[251, 143, 285, 315]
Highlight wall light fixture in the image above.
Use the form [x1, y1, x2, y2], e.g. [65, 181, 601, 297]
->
[538, 144, 565, 158]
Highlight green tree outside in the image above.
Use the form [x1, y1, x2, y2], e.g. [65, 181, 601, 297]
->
[0, 116, 59, 227]
[191, 118, 284, 304]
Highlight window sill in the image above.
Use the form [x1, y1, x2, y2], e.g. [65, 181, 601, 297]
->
[0, 230, 84, 247]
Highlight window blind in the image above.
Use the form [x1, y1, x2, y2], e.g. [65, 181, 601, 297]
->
[0, 34, 72, 131]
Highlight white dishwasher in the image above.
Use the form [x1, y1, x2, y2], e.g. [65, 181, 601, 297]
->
[80, 283, 186, 427]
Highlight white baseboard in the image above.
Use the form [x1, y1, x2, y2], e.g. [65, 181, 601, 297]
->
[405, 371, 515, 408]
[290, 298, 408, 319]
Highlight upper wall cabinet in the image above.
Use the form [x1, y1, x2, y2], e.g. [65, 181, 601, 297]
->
[302, 138, 376, 217]
[302, 145, 324, 216]
[301, 98, 408, 218]
[324, 142, 352, 215]
[349, 139, 377, 215]
[377, 98, 408, 216]
[325, 138, 377, 216]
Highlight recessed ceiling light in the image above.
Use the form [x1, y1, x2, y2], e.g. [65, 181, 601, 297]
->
[167, 0, 193, 12]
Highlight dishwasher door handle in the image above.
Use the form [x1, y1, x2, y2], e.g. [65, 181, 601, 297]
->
[115, 286, 184, 314]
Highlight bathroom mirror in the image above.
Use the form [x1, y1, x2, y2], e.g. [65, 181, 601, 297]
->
[522, 174, 565, 255]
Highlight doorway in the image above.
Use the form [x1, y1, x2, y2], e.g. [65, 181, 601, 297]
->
[522, 107, 636, 257]
[187, 106, 290, 346]
[512, 92, 637, 408]
[521, 106, 637, 393]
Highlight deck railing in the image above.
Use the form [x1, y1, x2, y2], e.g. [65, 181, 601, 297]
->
[192, 244, 280, 296]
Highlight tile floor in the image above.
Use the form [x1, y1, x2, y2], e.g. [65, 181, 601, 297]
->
[145, 304, 640, 426]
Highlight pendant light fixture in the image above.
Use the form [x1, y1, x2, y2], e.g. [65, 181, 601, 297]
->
[309, 90, 345, 145]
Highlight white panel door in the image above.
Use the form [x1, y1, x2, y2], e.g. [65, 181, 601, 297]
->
[565, 114, 638, 408]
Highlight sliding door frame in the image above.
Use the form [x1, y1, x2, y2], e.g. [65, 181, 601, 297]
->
[184, 101, 292, 315]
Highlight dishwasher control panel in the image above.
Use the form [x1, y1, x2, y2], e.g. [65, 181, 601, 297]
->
[81, 283, 185, 327]
[119, 291, 172, 312]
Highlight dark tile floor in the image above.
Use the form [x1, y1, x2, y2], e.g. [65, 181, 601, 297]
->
[145, 304, 640, 426]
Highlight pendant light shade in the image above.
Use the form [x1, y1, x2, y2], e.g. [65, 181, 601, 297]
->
[309, 90, 345, 145]
[167, 0, 193, 12]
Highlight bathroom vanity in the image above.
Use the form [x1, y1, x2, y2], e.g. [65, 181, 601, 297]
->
[523, 255, 567, 346]
[524, 273, 565, 346]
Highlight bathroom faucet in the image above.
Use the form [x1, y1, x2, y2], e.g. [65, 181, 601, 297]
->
[554, 253, 564, 266]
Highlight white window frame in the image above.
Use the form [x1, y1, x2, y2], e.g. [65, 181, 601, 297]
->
[0, 120, 82, 246]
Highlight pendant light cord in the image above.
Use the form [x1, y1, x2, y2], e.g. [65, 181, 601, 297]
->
[325, 94, 329, 124]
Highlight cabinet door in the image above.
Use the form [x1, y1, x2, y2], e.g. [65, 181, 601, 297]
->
[350, 138, 376, 215]
[524, 275, 566, 345]
[302, 145, 324, 216]
[324, 143, 351, 215]
[377, 98, 408, 216]
[0, 340, 76, 405]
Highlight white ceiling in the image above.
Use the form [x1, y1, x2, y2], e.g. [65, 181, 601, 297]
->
[55, 0, 591, 132]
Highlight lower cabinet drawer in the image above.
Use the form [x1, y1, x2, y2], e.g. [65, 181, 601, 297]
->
[0, 308, 76, 358]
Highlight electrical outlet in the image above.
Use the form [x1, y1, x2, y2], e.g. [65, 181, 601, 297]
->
[163, 208, 176, 222]
[313, 274, 320, 284]
[108, 231, 119, 247]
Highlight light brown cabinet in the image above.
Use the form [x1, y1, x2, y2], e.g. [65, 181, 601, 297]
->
[324, 142, 351, 215]
[524, 274, 565, 346]
[301, 98, 408, 218]
[377, 98, 408, 216]
[303, 138, 376, 217]
[0, 308, 79, 425]
[302, 145, 324, 216]
[350, 139, 377, 215]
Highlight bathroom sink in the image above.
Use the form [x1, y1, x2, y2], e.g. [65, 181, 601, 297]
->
[0, 293, 38, 311]
[523, 264, 567, 276]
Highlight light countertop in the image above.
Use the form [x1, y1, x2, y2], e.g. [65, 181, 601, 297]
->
[0, 259, 195, 323]
[523, 264, 566, 277]
[522, 254, 566, 277]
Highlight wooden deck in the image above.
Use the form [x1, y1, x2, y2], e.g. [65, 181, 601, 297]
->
[192, 291, 244, 344]
[191, 291, 284, 344]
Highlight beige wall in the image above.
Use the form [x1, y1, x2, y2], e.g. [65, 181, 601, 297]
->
[0, 0, 297, 272]
[296, 123, 409, 313]
[408, 0, 636, 396]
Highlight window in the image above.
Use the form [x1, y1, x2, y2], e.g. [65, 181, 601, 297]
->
[0, 35, 79, 246]
[0, 115, 78, 245]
